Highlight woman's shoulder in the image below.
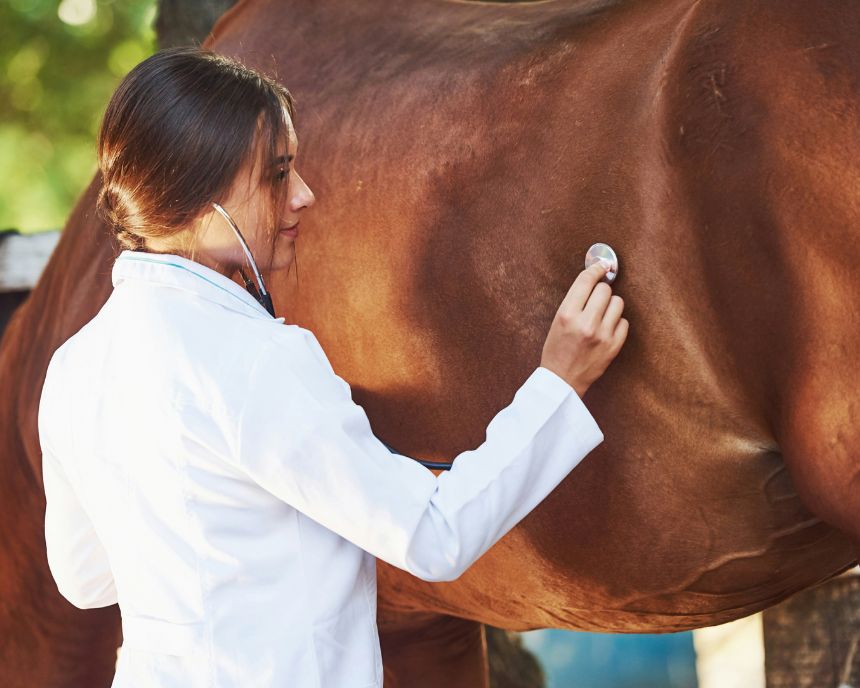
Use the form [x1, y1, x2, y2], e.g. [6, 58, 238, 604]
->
[252, 324, 335, 382]
[243, 323, 349, 404]
[269, 324, 336, 374]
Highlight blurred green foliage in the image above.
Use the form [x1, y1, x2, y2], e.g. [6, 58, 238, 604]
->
[0, 0, 157, 234]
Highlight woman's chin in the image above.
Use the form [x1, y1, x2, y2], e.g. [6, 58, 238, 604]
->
[272, 244, 296, 271]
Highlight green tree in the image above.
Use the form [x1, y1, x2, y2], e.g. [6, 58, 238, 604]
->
[0, 0, 157, 233]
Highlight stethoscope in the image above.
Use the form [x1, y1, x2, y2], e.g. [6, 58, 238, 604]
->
[393, 244, 619, 471]
[211, 202, 277, 318]
[210, 203, 620, 472]
[211, 200, 452, 470]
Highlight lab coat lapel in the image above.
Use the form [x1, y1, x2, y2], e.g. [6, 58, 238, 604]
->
[111, 250, 285, 322]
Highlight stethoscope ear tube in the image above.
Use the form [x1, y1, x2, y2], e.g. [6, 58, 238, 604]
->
[211, 202, 277, 318]
[214, 203, 451, 467]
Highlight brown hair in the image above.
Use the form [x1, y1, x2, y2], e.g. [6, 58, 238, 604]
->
[96, 46, 297, 252]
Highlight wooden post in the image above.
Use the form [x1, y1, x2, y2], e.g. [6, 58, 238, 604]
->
[763, 568, 860, 688]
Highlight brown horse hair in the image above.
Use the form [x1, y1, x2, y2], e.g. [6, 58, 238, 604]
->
[95, 46, 297, 259]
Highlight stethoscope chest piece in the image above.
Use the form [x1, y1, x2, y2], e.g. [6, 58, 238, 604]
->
[584, 242, 619, 283]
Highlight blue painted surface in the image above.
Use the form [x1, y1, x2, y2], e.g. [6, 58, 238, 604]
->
[519, 628, 698, 688]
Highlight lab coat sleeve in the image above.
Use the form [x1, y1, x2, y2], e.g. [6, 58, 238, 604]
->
[233, 335, 604, 583]
[41, 444, 118, 609]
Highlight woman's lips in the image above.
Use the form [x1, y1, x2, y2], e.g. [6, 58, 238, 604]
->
[279, 223, 299, 238]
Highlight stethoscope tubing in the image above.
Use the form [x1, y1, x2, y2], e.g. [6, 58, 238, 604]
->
[211, 202, 452, 470]
[211, 202, 276, 318]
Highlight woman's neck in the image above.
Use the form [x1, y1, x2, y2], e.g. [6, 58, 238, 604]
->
[142, 238, 237, 281]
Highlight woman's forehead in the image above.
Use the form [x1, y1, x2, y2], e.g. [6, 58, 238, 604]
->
[251, 109, 296, 151]
[286, 121, 298, 154]
[270, 121, 297, 158]
[247, 126, 295, 167]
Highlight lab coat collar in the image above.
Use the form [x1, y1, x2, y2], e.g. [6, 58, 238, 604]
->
[111, 250, 286, 323]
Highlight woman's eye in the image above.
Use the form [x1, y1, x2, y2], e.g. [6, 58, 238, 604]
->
[276, 168, 288, 182]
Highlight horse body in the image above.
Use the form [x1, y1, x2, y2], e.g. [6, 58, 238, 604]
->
[212, 0, 859, 629]
[3, 0, 858, 685]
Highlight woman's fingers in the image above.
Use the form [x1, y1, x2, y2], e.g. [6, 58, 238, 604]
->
[599, 294, 625, 336]
[558, 263, 609, 315]
[611, 317, 630, 352]
[582, 282, 613, 328]
[540, 263, 629, 395]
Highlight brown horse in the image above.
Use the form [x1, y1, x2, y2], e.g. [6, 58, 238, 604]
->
[2, 0, 858, 685]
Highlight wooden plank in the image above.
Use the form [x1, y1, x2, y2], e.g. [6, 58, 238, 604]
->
[0, 229, 60, 292]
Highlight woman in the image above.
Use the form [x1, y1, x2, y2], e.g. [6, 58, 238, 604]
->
[38, 47, 628, 687]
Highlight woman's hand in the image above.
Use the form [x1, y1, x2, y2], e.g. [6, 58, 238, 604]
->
[540, 263, 629, 397]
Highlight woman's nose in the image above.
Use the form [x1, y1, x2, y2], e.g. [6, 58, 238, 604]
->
[292, 172, 316, 210]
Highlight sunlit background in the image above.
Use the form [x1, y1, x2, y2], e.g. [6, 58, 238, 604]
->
[521, 628, 698, 688]
[0, 0, 156, 235]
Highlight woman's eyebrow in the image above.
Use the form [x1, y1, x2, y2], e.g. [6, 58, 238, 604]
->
[273, 154, 294, 164]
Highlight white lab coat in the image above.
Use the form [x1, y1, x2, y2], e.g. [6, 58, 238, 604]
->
[37, 249, 604, 688]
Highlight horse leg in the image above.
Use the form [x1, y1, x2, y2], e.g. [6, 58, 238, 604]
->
[379, 611, 489, 688]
